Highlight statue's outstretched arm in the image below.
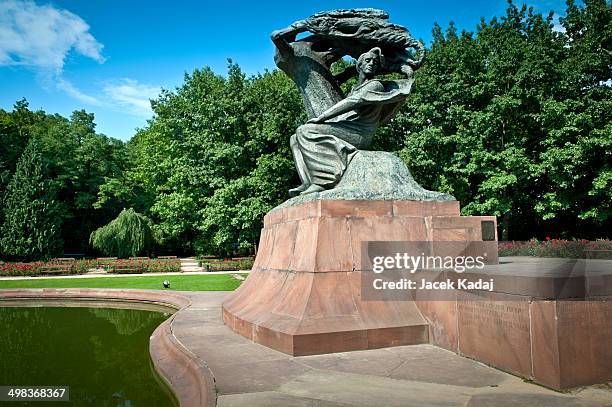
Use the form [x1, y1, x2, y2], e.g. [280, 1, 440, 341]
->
[307, 97, 358, 123]
[271, 20, 308, 54]
[407, 40, 425, 69]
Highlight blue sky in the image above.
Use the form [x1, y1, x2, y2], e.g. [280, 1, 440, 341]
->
[0, 0, 570, 140]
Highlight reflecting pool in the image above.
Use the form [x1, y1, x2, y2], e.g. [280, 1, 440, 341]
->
[0, 305, 178, 406]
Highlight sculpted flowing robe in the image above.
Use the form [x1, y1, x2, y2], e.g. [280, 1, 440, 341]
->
[291, 77, 415, 188]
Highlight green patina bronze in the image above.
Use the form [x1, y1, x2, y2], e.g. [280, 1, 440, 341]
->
[276, 151, 453, 209]
[272, 8, 454, 203]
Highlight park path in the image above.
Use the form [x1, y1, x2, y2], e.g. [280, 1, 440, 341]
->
[0, 257, 252, 280]
[180, 257, 205, 272]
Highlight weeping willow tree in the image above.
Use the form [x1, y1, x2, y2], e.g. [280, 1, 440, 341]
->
[89, 208, 157, 258]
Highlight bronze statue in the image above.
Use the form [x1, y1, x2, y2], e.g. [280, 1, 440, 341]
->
[272, 9, 453, 202]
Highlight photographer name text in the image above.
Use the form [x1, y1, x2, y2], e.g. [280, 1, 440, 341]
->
[370, 252, 494, 292]
[372, 277, 495, 291]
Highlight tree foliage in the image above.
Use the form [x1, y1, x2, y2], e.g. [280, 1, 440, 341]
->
[97, 62, 304, 255]
[1, 1, 609, 260]
[89, 208, 157, 258]
[0, 139, 62, 260]
[0, 100, 128, 257]
[397, 0, 611, 239]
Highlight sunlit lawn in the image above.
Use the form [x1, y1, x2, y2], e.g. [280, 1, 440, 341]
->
[0, 273, 247, 291]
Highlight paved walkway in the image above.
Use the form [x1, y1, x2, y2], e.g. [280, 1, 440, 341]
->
[171, 292, 611, 407]
[0, 270, 250, 281]
[181, 257, 205, 272]
[0, 257, 251, 280]
[1, 289, 610, 406]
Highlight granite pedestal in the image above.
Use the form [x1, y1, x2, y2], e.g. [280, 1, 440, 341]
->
[222, 199, 497, 356]
[414, 257, 612, 389]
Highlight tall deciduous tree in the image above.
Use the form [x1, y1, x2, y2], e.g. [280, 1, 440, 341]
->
[0, 139, 62, 260]
[396, 0, 611, 239]
[96, 63, 304, 255]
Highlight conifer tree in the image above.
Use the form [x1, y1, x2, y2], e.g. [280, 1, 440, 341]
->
[0, 139, 62, 260]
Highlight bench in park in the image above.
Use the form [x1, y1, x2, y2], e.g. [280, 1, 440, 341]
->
[40, 258, 75, 275]
[157, 255, 178, 260]
[584, 249, 612, 260]
[95, 257, 118, 271]
[113, 262, 142, 274]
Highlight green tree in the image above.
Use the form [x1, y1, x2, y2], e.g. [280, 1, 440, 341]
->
[0, 100, 37, 198]
[0, 101, 130, 256]
[396, 0, 611, 239]
[0, 139, 62, 260]
[96, 63, 303, 255]
[89, 208, 157, 258]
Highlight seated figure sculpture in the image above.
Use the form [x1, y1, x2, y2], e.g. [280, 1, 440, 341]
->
[290, 47, 415, 195]
[272, 9, 451, 201]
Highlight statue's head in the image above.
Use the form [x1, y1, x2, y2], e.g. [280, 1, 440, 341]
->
[357, 47, 383, 78]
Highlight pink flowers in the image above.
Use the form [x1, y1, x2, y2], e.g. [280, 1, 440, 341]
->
[0, 258, 182, 276]
[498, 239, 612, 258]
[0, 262, 44, 276]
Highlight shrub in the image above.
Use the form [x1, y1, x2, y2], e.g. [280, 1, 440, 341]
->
[71, 259, 95, 274]
[0, 262, 44, 277]
[203, 258, 254, 271]
[498, 239, 612, 259]
[145, 259, 181, 273]
[109, 258, 181, 274]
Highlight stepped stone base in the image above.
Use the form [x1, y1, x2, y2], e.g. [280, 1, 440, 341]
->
[414, 260, 612, 389]
[222, 199, 497, 356]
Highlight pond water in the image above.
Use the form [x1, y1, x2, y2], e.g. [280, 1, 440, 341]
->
[0, 305, 178, 406]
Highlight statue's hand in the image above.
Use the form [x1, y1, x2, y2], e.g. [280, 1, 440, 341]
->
[306, 117, 322, 124]
[271, 20, 308, 40]
[270, 29, 285, 40]
[289, 20, 308, 31]
[401, 64, 415, 78]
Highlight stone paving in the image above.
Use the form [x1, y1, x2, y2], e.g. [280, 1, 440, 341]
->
[180, 257, 205, 272]
[173, 291, 612, 407]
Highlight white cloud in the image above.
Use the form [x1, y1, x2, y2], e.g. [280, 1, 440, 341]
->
[0, 1, 159, 118]
[56, 77, 101, 105]
[0, 0, 106, 106]
[552, 13, 566, 33]
[0, 0, 105, 71]
[103, 79, 161, 117]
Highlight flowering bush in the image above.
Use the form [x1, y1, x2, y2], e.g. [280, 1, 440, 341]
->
[0, 258, 180, 276]
[498, 239, 612, 259]
[110, 258, 181, 274]
[145, 259, 181, 273]
[70, 259, 95, 274]
[0, 262, 44, 276]
[204, 258, 254, 271]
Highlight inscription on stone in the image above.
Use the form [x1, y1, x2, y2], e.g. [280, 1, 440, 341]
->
[457, 294, 532, 376]
[459, 301, 530, 333]
[554, 301, 612, 330]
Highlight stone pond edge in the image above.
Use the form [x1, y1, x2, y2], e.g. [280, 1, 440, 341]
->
[0, 288, 216, 407]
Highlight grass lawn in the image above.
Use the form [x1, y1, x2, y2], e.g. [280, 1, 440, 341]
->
[0, 273, 247, 291]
